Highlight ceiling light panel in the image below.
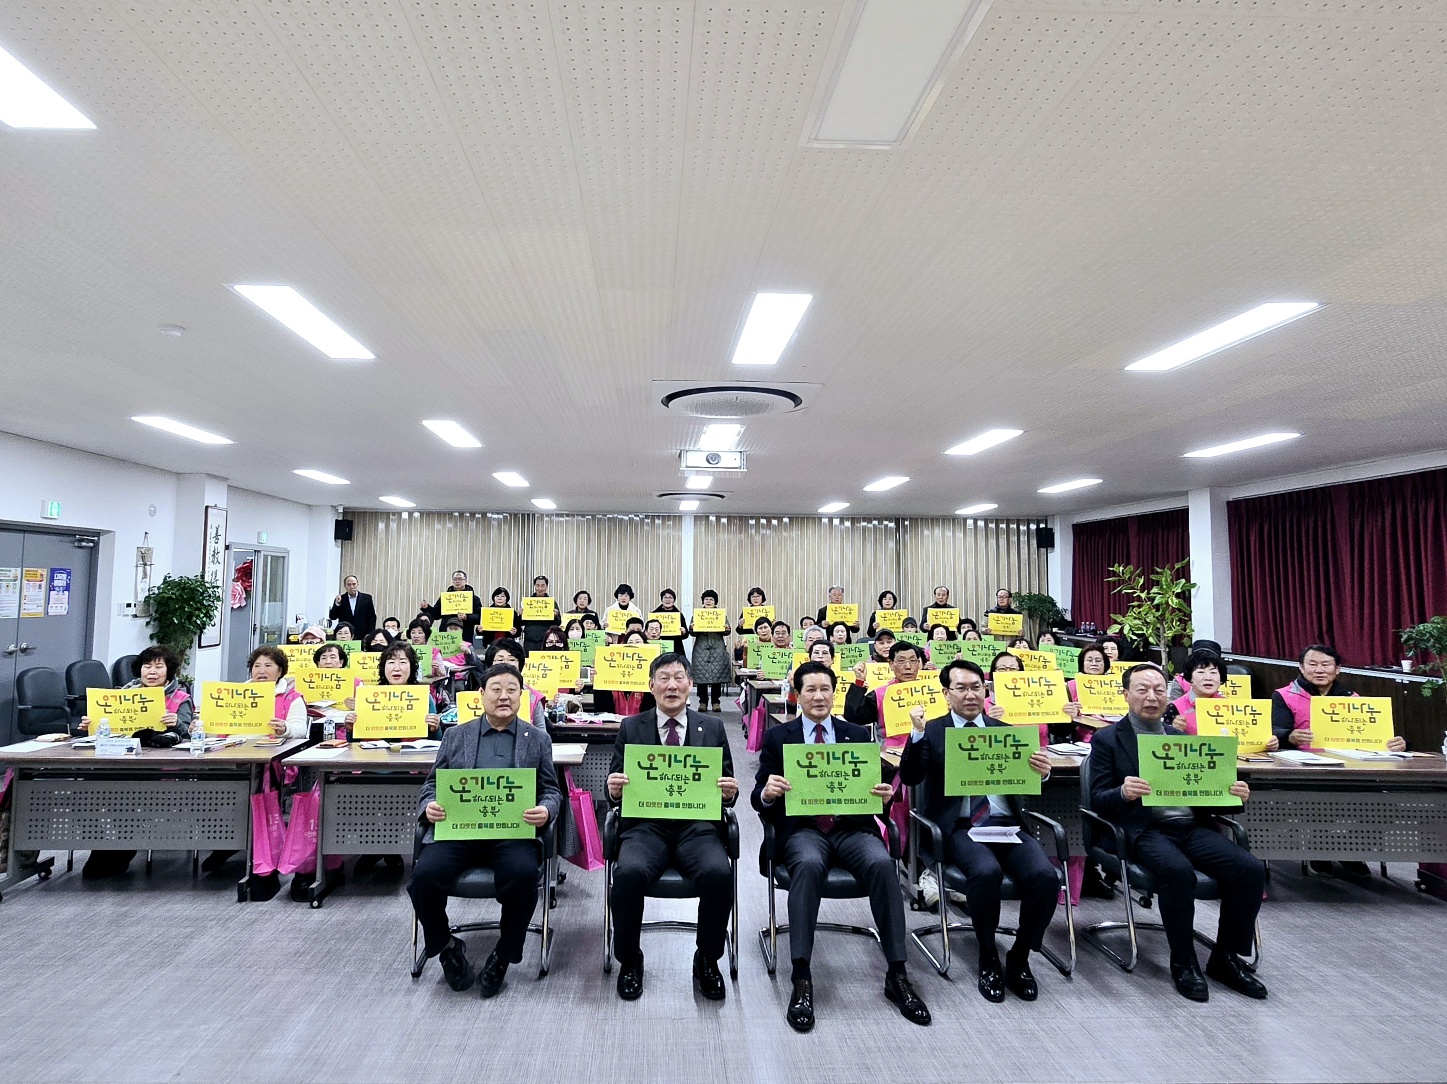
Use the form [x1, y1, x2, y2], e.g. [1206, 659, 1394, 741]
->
[293, 469, 349, 485]
[1037, 478, 1102, 494]
[944, 428, 1023, 456]
[697, 424, 743, 451]
[493, 471, 528, 488]
[0, 45, 95, 128]
[863, 476, 909, 492]
[1182, 432, 1301, 459]
[678, 500, 700, 512]
[1125, 302, 1321, 373]
[231, 285, 374, 360]
[379, 495, 416, 508]
[685, 475, 714, 490]
[955, 502, 998, 515]
[818, 502, 850, 514]
[422, 420, 482, 448]
[731, 293, 813, 366]
[131, 415, 232, 445]
[531, 498, 557, 510]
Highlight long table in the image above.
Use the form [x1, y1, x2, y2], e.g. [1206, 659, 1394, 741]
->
[0, 737, 306, 902]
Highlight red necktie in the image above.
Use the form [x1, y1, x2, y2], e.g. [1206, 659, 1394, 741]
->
[813, 722, 835, 833]
[665, 719, 681, 746]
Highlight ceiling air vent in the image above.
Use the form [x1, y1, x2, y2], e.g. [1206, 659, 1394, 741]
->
[660, 385, 804, 418]
[656, 491, 727, 501]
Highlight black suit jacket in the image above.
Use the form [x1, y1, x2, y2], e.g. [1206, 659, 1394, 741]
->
[898, 715, 1029, 832]
[424, 586, 483, 639]
[1088, 719, 1226, 844]
[751, 715, 879, 844]
[328, 592, 377, 639]
[610, 708, 736, 834]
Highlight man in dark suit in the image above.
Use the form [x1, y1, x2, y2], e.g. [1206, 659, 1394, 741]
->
[753, 661, 930, 1032]
[328, 575, 377, 639]
[420, 570, 483, 641]
[1090, 663, 1266, 1002]
[408, 663, 561, 999]
[898, 659, 1059, 1003]
[607, 652, 738, 1001]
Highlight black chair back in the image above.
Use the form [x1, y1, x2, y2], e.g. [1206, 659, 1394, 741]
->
[1078, 752, 1098, 853]
[66, 658, 112, 697]
[17, 666, 70, 735]
[111, 654, 139, 687]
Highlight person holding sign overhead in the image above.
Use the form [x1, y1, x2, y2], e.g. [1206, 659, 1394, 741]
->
[607, 653, 738, 1002]
[1089, 664, 1266, 1002]
[421, 570, 483, 641]
[328, 575, 377, 640]
[519, 574, 561, 652]
[815, 585, 860, 634]
[689, 589, 731, 712]
[408, 662, 561, 999]
[899, 660, 1059, 1003]
[752, 661, 930, 1032]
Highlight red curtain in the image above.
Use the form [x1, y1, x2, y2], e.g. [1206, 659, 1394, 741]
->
[1228, 467, 1447, 666]
[1071, 509, 1190, 628]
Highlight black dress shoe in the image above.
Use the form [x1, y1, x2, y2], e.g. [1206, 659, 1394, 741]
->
[1081, 864, 1116, 899]
[477, 949, 508, 999]
[288, 872, 314, 902]
[1340, 860, 1372, 880]
[786, 979, 815, 1032]
[81, 851, 133, 880]
[439, 937, 476, 992]
[201, 849, 236, 873]
[693, 951, 727, 1001]
[354, 854, 381, 876]
[976, 958, 1006, 1003]
[1171, 960, 1210, 1002]
[1205, 952, 1268, 1000]
[1004, 956, 1038, 1001]
[617, 953, 644, 1000]
[248, 871, 281, 902]
[383, 854, 405, 874]
[884, 973, 931, 1025]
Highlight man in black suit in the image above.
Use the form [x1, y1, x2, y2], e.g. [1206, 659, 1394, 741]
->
[898, 659, 1059, 1003]
[753, 661, 930, 1032]
[420, 570, 483, 641]
[328, 575, 377, 639]
[607, 652, 739, 1001]
[1090, 663, 1266, 1002]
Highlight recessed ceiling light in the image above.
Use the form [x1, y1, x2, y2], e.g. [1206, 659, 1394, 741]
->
[493, 471, 528, 488]
[945, 428, 1023, 456]
[697, 423, 743, 451]
[863, 476, 909, 492]
[1037, 478, 1102, 495]
[955, 502, 998, 515]
[230, 284, 374, 360]
[678, 500, 700, 512]
[131, 415, 233, 445]
[379, 495, 416, 508]
[0, 45, 95, 128]
[818, 501, 850, 514]
[685, 475, 713, 490]
[422, 420, 482, 448]
[157, 324, 185, 337]
[731, 293, 812, 366]
[1182, 432, 1301, 459]
[531, 498, 557, 510]
[1125, 302, 1320, 372]
[293, 469, 349, 485]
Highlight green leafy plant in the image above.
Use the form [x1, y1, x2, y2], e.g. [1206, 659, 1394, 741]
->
[1107, 560, 1196, 672]
[143, 574, 223, 671]
[1016, 592, 1068, 640]
[1399, 616, 1447, 697]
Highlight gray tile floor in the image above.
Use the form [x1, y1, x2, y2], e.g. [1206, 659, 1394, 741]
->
[3, 709, 1445, 1084]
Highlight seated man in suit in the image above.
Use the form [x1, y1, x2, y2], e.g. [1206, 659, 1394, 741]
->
[898, 659, 1059, 1003]
[408, 663, 561, 999]
[607, 652, 739, 1001]
[753, 661, 931, 1032]
[1091, 663, 1266, 1002]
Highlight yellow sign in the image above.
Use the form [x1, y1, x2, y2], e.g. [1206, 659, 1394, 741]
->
[293, 668, 351, 703]
[562, 612, 587, 626]
[1010, 649, 1056, 671]
[199, 682, 274, 736]
[880, 677, 949, 738]
[1074, 673, 1128, 716]
[523, 651, 582, 696]
[1198, 699, 1273, 754]
[873, 609, 907, 631]
[441, 590, 473, 616]
[1222, 674, 1251, 700]
[649, 611, 684, 637]
[986, 612, 1024, 638]
[348, 655, 382, 686]
[825, 603, 860, 627]
[867, 662, 894, 689]
[992, 671, 1068, 725]
[480, 607, 515, 632]
[791, 650, 813, 672]
[692, 608, 728, 633]
[923, 607, 959, 632]
[833, 680, 850, 716]
[606, 609, 634, 634]
[1311, 696, 1395, 750]
[86, 687, 165, 736]
[594, 643, 662, 692]
[277, 643, 323, 671]
[353, 685, 429, 739]
[741, 605, 775, 628]
[522, 596, 556, 622]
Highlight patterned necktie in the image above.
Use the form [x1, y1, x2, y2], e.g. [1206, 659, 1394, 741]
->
[969, 794, 991, 827]
[813, 722, 827, 745]
[664, 718, 681, 746]
[813, 722, 835, 833]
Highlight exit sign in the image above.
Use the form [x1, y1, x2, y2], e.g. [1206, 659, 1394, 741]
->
[40, 500, 61, 520]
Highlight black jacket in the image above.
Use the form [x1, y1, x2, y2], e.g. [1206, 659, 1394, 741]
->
[610, 708, 735, 834]
[898, 714, 1029, 832]
[423, 586, 482, 639]
[751, 715, 879, 844]
[1088, 719, 1234, 845]
[815, 606, 860, 633]
[328, 592, 377, 639]
[520, 598, 562, 651]
[651, 605, 690, 655]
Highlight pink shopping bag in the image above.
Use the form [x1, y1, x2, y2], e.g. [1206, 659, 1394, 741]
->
[277, 785, 341, 874]
[251, 770, 284, 875]
[564, 770, 604, 871]
[745, 700, 768, 753]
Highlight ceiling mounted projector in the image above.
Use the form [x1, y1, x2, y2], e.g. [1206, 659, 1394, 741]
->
[681, 450, 746, 471]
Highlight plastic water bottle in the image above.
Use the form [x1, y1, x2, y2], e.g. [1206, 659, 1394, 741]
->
[323, 717, 336, 742]
[190, 719, 205, 756]
[96, 717, 111, 739]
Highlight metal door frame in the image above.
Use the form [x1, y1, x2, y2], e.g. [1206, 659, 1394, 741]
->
[222, 544, 290, 663]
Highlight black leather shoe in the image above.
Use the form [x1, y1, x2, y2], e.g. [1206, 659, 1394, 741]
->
[354, 854, 381, 876]
[1340, 860, 1372, 880]
[477, 949, 508, 999]
[884, 973, 931, 1025]
[1171, 960, 1210, 1002]
[786, 979, 815, 1032]
[81, 851, 133, 880]
[1205, 952, 1268, 1000]
[693, 951, 727, 1001]
[439, 937, 475, 992]
[617, 953, 644, 1000]
[248, 871, 281, 902]
[383, 854, 405, 874]
[976, 958, 1005, 1003]
[288, 872, 314, 902]
[1004, 956, 1038, 1001]
[201, 850, 236, 873]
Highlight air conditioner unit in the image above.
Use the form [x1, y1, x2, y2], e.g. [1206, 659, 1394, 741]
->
[681, 450, 746, 471]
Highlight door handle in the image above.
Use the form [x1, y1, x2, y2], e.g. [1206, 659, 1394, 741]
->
[3, 644, 16, 656]
[17, 642, 36, 655]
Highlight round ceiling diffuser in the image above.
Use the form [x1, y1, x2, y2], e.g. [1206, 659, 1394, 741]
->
[660, 385, 803, 418]
[655, 491, 727, 501]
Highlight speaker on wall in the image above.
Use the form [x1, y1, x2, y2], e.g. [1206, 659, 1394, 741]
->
[333, 519, 354, 542]
[1036, 525, 1055, 550]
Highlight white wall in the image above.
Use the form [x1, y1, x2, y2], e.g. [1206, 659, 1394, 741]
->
[226, 488, 340, 628]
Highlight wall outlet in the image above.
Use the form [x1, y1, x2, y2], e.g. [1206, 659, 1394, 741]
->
[117, 601, 140, 618]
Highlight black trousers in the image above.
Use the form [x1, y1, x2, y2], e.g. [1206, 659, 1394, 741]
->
[1131, 820, 1264, 964]
[612, 820, 732, 965]
[698, 683, 722, 704]
[946, 815, 1060, 956]
[408, 839, 541, 961]
[780, 825, 906, 964]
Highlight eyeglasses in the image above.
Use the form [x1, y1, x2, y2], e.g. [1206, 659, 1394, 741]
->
[947, 684, 985, 694]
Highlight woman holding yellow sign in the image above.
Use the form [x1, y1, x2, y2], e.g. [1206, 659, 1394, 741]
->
[689, 588, 731, 712]
[477, 587, 522, 647]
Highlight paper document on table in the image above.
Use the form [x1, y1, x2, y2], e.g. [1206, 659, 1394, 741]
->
[1324, 748, 1408, 761]
[0, 739, 58, 753]
[1269, 750, 1342, 766]
[303, 747, 347, 759]
[968, 825, 1021, 844]
[1048, 742, 1091, 755]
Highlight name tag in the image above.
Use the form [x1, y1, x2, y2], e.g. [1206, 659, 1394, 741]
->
[95, 736, 141, 757]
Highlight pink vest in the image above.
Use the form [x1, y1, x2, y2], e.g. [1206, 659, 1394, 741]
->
[275, 686, 302, 720]
[876, 684, 907, 749]
[1275, 680, 1356, 731]
[1169, 692, 1207, 735]
[166, 688, 190, 715]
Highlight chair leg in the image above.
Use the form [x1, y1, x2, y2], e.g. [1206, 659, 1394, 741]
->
[1081, 864, 1142, 972]
[908, 859, 953, 976]
[1039, 875, 1077, 977]
[728, 857, 739, 979]
[758, 863, 779, 975]
[410, 914, 426, 979]
[603, 860, 614, 974]
[539, 868, 553, 978]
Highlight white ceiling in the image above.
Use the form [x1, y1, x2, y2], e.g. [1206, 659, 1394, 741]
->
[3, 0, 1447, 518]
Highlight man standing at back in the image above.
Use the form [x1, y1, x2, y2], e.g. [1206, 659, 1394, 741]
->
[329, 575, 376, 640]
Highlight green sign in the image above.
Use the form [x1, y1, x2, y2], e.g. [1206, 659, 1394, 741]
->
[433, 769, 536, 839]
[837, 642, 870, 669]
[746, 636, 766, 669]
[943, 727, 1041, 796]
[897, 630, 927, 648]
[576, 629, 607, 667]
[961, 639, 1002, 668]
[335, 639, 363, 659]
[928, 640, 964, 667]
[758, 645, 794, 680]
[622, 745, 723, 820]
[429, 629, 464, 657]
[793, 629, 809, 650]
[783, 744, 880, 816]
[1138, 735, 1239, 806]
[1038, 642, 1079, 677]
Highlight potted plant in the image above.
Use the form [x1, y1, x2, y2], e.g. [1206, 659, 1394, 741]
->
[1106, 559, 1195, 672]
[143, 573, 224, 675]
[1016, 592, 1068, 641]
[1400, 616, 1447, 697]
